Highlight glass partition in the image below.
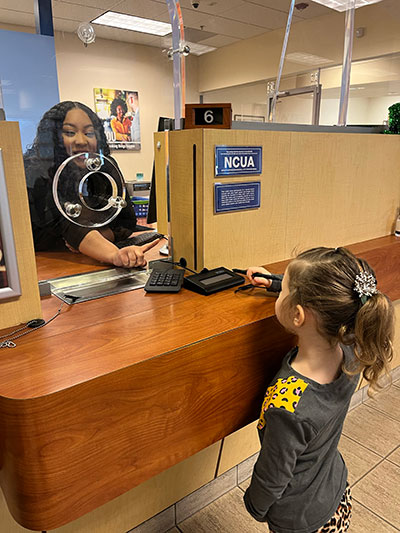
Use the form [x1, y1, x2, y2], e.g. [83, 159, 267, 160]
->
[201, 0, 400, 128]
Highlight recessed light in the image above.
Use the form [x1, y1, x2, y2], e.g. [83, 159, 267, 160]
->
[92, 11, 172, 36]
[311, 0, 383, 12]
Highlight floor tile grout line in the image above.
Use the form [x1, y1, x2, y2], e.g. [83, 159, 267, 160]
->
[350, 455, 387, 488]
[351, 447, 400, 490]
[352, 497, 400, 531]
[341, 432, 385, 458]
[175, 475, 238, 526]
[386, 443, 400, 467]
[363, 402, 400, 424]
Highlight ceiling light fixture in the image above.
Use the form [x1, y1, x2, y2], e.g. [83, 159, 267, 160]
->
[311, 0, 382, 12]
[92, 11, 172, 36]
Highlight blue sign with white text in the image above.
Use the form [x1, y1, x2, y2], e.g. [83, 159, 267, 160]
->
[215, 146, 262, 176]
[215, 182, 261, 213]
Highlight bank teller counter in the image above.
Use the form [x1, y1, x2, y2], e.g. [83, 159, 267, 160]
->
[1, 119, 400, 531]
[0, 235, 399, 531]
[0, 244, 291, 531]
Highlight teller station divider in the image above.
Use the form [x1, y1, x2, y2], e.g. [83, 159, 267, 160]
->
[154, 128, 400, 271]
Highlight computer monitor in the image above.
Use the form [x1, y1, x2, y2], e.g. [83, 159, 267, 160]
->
[146, 117, 174, 224]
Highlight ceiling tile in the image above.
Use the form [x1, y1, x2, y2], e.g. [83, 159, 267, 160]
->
[219, 3, 292, 29]
[197, 34, 240, 47]
[157, 0, 247, 15]
[52, 1, 105, 21]
[244, 0, 332, 18]
[56, 0, 125, 10]
[0, 0, 34, 13]
[184, 27, 217, 42]
[158, 7, 270, 39]
[0, 8, 34, 25]
[111, 0, 169, 18]
[54, 18, 84, 33]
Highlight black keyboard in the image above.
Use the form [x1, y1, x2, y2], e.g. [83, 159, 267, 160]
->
[144, 268, 184, 293]
[115, 232, 164, 249]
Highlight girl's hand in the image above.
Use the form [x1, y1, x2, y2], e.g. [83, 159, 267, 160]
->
[111, 239, 160, 268]
[246, 266, 272, 288]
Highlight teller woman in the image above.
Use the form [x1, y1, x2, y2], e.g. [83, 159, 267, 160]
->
[24, 101, 158, 268]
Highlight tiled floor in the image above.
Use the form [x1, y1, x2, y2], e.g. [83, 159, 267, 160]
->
[173, 378, 400, 532]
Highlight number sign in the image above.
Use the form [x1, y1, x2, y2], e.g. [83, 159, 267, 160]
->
[185, 103, 232, 129]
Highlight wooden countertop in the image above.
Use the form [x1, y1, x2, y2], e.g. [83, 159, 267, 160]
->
[0, 235, 398, 530]
[0, 250, 279, 400]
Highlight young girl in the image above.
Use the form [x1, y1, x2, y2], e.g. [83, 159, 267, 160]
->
[244, 246, 395, 533]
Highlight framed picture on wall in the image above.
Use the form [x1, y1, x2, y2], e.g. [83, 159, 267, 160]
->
[94, 88, 141, 151]
[0, 149, 21, 299]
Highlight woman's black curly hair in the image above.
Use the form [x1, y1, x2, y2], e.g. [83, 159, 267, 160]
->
[24, 101, 110, 172]
[110, 98, 127, 117]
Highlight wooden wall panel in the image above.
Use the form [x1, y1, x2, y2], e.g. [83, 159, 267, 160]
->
[285, 133, 400, 256]
[49, 443, 220, 533]
[391, 300, 400, 370]
[153, 132, 169, 235]
[169, 129, 204, 270]
[168, 129, 400, 271]
[217, 421, 260, 477]
[202, 129, 290, 270]
[0, 122, 42, 328]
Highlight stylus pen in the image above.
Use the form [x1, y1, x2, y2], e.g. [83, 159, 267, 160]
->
[232, 269, 282, 281]
[251, 272, 283, 281]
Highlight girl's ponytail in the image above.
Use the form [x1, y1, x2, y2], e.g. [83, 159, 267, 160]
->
[288, 247, 395, 396]
[353, 291, 395, 394]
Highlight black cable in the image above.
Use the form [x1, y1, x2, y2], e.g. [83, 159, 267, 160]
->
[0, 301, 66, 349]
[157, 258, 198, 274]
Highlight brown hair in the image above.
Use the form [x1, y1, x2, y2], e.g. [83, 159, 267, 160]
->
[285, 247, 395, 393]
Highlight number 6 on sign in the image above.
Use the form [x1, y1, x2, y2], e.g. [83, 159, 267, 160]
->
[184, 103, 232, 129]
[204, 110, 214, 123]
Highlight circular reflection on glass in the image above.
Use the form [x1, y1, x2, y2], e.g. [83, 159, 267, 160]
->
[78, 171, 116, 211]
[52, 152, 127, 228]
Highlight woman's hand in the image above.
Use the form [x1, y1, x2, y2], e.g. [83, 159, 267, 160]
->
[78, 230, 160, 267]
[246, 266, 272, 288]
[111, 239, 161, 268]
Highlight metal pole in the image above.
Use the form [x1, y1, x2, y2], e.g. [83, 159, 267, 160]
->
[165, 0, 186, 131]
[338, 0, 356, 126]
[34, 0, 54, 36]
[269, 0, 295, 122]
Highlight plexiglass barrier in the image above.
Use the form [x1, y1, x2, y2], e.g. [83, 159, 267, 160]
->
[53, 152, 127, 228]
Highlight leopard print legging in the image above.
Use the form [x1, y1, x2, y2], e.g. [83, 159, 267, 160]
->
[270, 483, 352, 533]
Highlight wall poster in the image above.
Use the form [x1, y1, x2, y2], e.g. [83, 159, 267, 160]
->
[0, 149, 21, 299]
[94, 88, 141, 151]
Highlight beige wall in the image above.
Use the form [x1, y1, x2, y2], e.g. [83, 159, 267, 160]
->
[0, 23, 199, 183]
[198, 4, 400, 93]
[54, 32, 198, 183]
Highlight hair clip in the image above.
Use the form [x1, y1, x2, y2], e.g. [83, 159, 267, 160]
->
[354, 271, 377, 305]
